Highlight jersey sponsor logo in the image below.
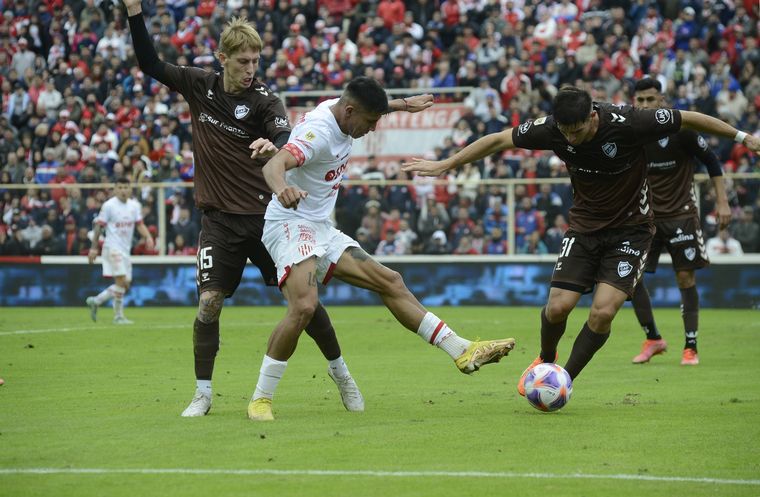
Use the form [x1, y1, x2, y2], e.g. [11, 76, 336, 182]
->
[617, 241, 641, 256]
[198, 112, 249, 138]
[518, 121, 532, 134]
[234, 104, 250, 119]
[533, 116, 547, 125]
[697, 135, 707, 150]
[684, 247, 696, 261]
[617, 261, 633, 278]
[658, 137, 669, 148]
[610, 112, 626, 123]
[669, 231, 695, 244]
[274, 116, 289, 128]
[304, 131, 316, 142]
[602, 142, 617, 158]
[655, 108, 673, 124]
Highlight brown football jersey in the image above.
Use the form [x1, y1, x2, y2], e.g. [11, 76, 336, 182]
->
[644, 130, 719, 219]
[512, 103, 682, 233]
[160, 65, 291, 214]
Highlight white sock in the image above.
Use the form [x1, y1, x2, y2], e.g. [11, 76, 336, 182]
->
[196, 379, 212, 398]
[328, 356, 350, 378]
[111, 285, 126, 318]
[253, 355, 288, 400]
[417, 312, 471, 360]
[94, 285, 114, 305]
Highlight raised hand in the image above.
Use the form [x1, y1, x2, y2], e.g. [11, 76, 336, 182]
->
[403, 94, 434, 113]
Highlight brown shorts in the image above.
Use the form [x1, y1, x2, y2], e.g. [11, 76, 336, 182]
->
[196, 210, 278, 297]
[550, 225, 653, 298]
[646, 216, 709, 273]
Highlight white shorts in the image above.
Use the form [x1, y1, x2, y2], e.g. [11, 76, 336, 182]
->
[101, 246, 132, 281]
[262, 218, 359, 288]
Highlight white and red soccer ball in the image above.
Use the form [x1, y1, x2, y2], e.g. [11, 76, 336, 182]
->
[524, 363, 572, 412]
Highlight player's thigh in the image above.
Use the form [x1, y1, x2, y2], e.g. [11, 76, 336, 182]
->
[197, 213, 248, 296]
[597, 226, 653, 298]
[281, 257, 320, 311]
[549, 230, 600, 294]
[661, 217, 709, 272]
[333, 246, 403, 294]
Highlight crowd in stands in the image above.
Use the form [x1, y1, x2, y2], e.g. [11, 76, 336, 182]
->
[0, 0, 759, 258]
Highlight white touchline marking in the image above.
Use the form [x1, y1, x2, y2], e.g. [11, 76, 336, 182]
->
[0, 319, 494, 336]
[0, 468, 757, 485]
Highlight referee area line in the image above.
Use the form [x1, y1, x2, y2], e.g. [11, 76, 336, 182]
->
[0, 467, 758, 486]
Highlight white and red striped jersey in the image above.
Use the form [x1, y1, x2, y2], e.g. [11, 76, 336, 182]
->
[265, 98, 353, 223]
[95, 196, 143, 254]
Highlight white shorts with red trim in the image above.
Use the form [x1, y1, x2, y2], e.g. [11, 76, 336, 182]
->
[101, 246, 132, 280]
[262, 218, 359, 288]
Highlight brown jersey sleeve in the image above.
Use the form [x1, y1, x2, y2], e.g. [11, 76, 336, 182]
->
[630, 108, 683, 146]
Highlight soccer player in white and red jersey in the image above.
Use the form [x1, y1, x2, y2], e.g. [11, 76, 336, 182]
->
[86, 177, 154, 324]
[247, 77, 517, 421]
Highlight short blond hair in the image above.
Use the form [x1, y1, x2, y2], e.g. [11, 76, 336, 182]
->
[217, 17, 263, 56]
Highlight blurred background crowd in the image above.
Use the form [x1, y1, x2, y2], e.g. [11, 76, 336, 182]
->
[0, 0, 759, 257]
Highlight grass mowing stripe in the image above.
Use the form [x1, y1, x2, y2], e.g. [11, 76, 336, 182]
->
[1, 468, 758, 486]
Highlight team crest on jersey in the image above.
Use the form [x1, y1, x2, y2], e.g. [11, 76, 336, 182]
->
[684, 247, 696, 261]
[655, 108, 673, 124]
[658, 137, 669, 148]
[234, 105, 250, 119]
[518, 121, 532, 134]
[274, 116, 289, 128]
[304, 131, 316, 141]
[602, 142, 618, 158]
[697, 135, 707, 150]
[617, 261, 633, 278]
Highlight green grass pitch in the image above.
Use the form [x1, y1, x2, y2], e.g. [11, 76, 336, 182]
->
[1, 306, 758, 497]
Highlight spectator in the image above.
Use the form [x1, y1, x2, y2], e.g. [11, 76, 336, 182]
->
[170, 206, 199, 248]
[355, 226, 378, 254]
[423, 229, 449, 255]
[168, 233, 197, 255]
[375, 229, 406, 255]
[32, 224, 64, 255]
[483, 226, 507, 255]
[2, 228, 31, 256]
[732, 206, 760, 252]
[706, 228, 745, 257]
[544, 214, 568, 254]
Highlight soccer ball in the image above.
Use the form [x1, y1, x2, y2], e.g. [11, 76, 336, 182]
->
[524, 363, 573, 412]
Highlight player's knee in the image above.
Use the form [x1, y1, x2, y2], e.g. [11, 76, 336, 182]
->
[380, 268, 406, 295]
[589, 304, 616, 327]
[290, 297, 318, 322]
[676, 271, 695, 288]
[545, 300, 572, 321]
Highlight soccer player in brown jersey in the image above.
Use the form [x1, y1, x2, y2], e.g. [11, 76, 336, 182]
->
[631, 77, 732, 366]
[403, 86, 760, 396]
[124, 0, 364, 417]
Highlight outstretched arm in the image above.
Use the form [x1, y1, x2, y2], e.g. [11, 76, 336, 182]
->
[387, 94, 435, 113]
[680, 111, 760, 153]
[124, 0, 171, 84]
[402, 128, 516, 177]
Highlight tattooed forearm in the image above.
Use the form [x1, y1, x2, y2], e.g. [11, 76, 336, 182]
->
[307, 272, 318, 287]
[197, 290, 224, 323]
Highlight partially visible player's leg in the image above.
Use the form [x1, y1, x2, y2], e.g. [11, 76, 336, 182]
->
[249, 259, 318, 421]
[518, 288, 580, 395]
[631, 281, 668, 363]
[332, 247, 515, 374]
[111, 275, 132, 324]
[676, 270, 699, 365]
